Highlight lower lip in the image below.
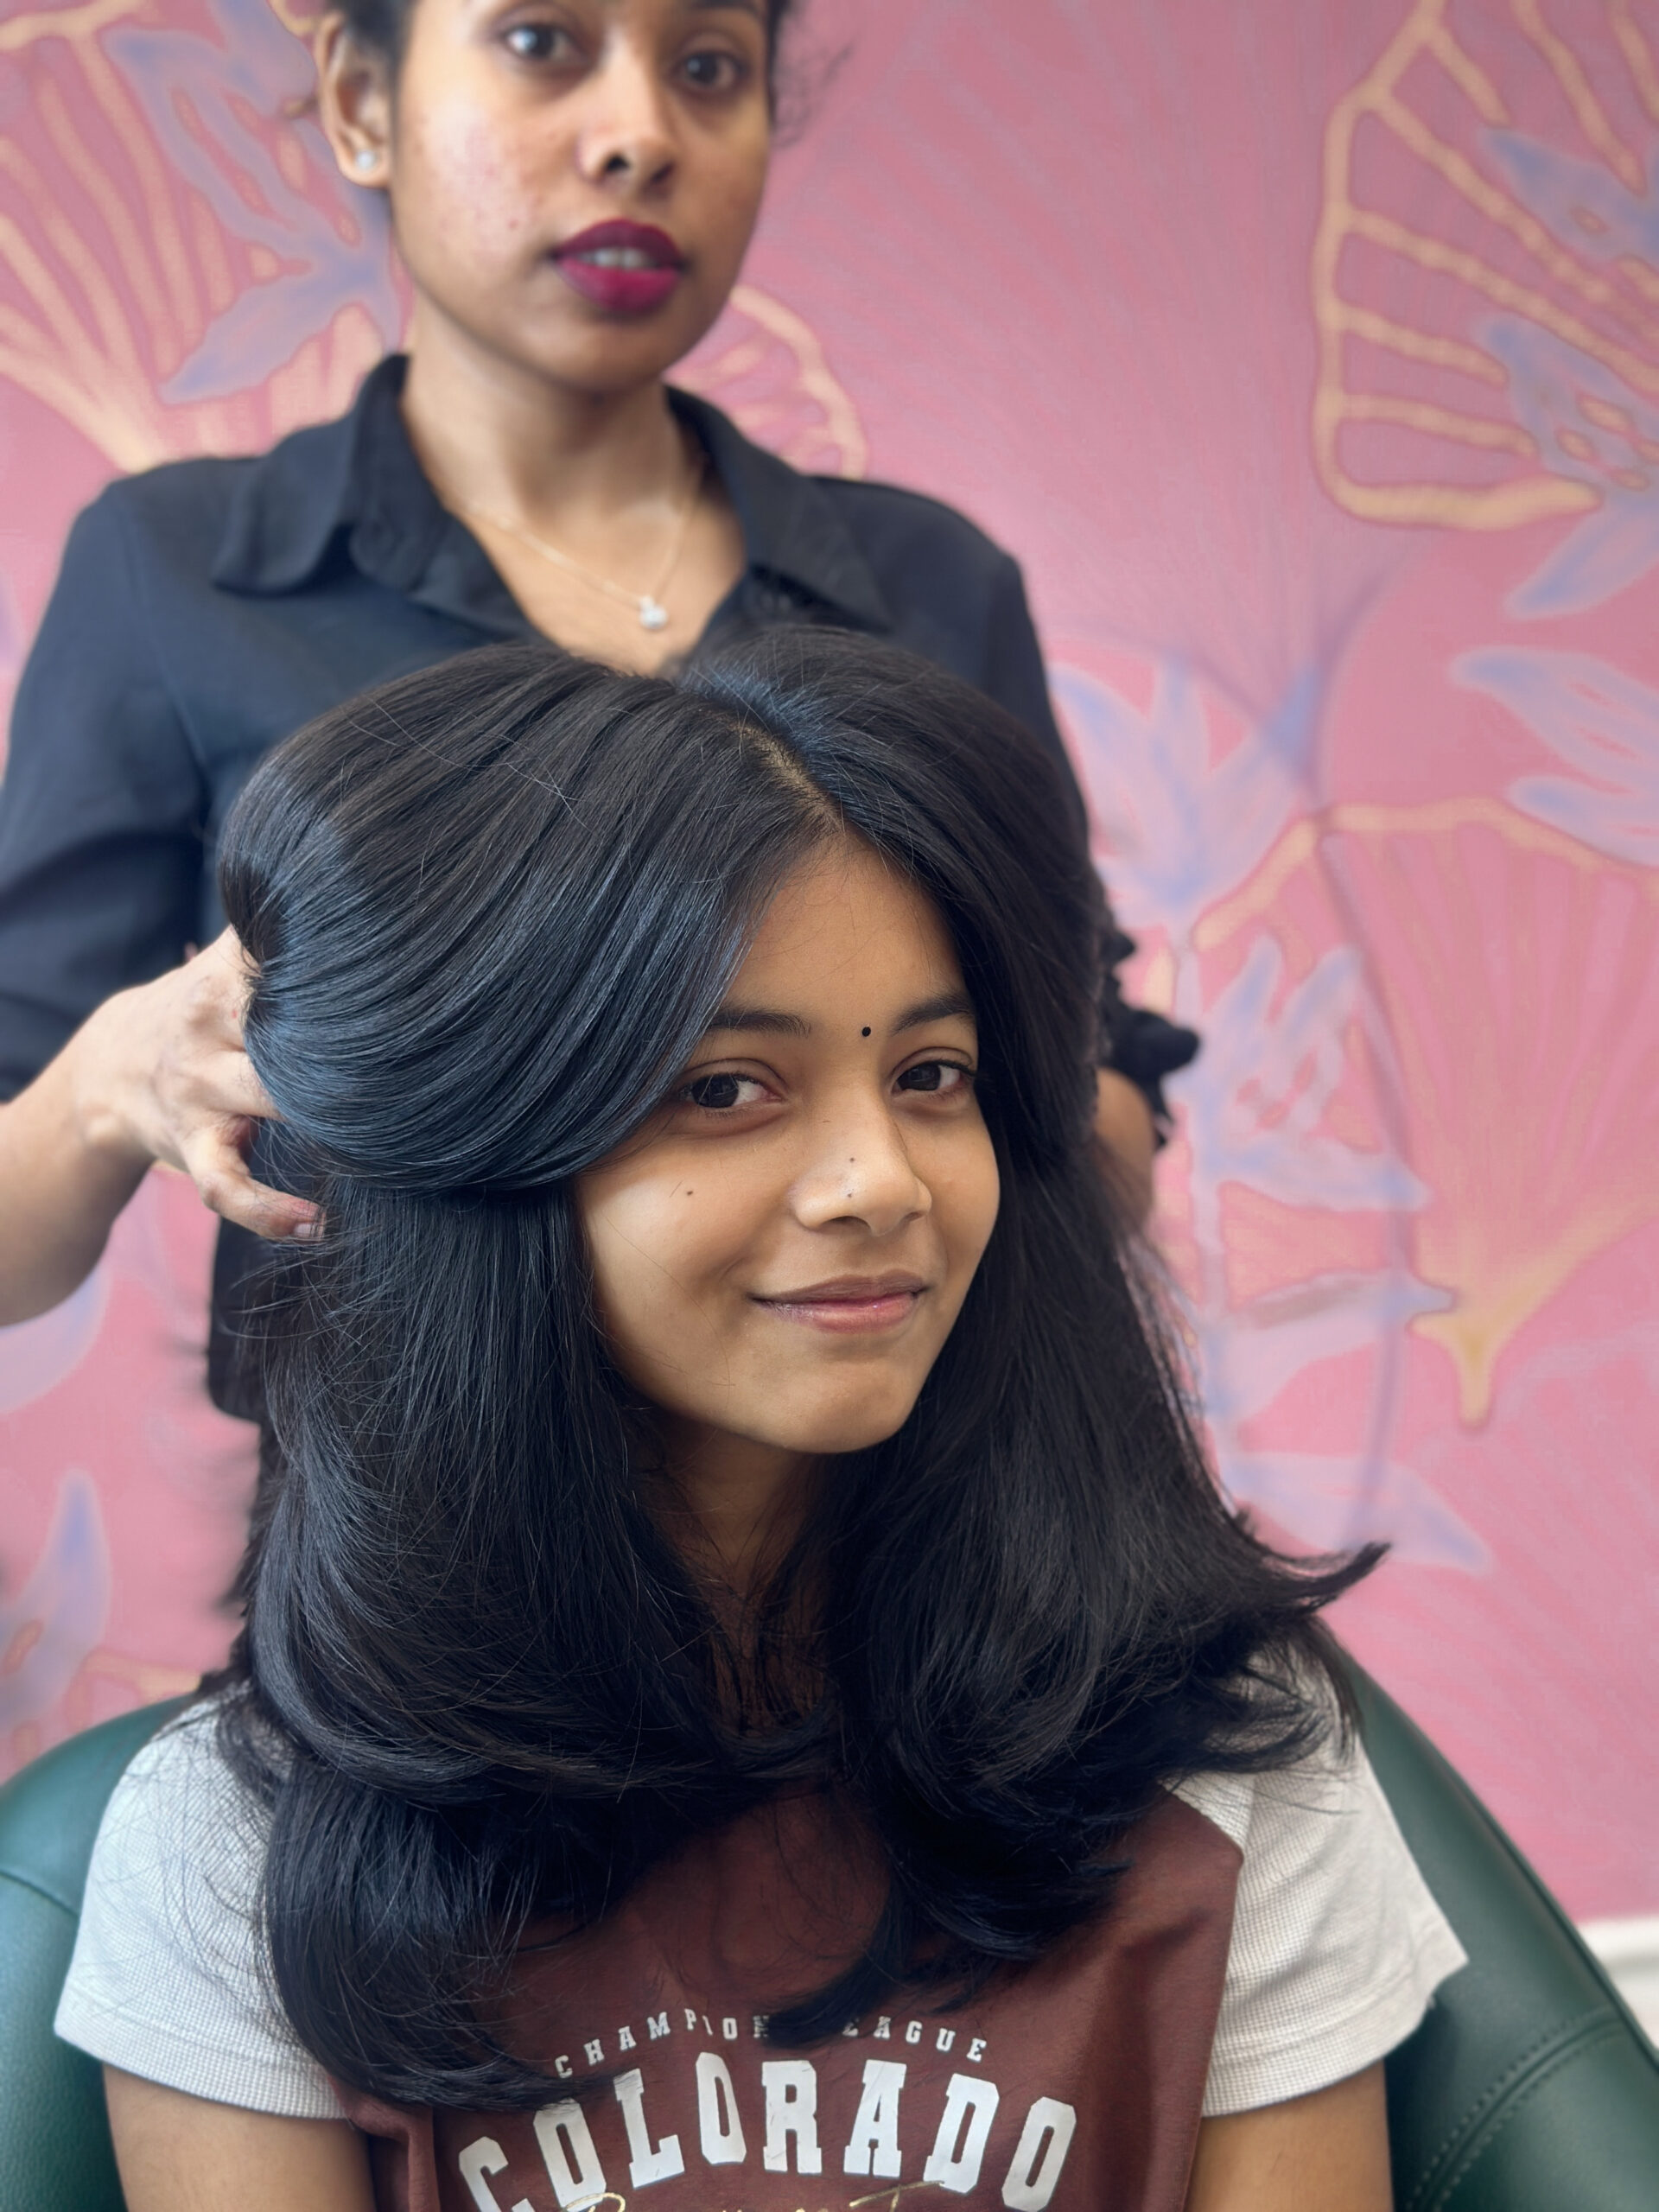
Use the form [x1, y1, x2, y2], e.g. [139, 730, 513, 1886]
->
[759, 1292, 923, 1336]
[554, 256, 683, 315]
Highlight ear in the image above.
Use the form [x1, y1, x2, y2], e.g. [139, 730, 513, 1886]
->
[314, 10, 397, 189]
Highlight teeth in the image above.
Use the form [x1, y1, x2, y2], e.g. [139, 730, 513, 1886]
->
[578, 247, 658, 269]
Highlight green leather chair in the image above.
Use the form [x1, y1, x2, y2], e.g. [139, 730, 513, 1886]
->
[1, 1675, 1656, 2209]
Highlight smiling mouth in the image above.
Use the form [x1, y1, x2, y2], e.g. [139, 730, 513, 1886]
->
[754, 1275, 929, 1336]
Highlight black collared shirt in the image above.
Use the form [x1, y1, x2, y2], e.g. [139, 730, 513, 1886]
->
[0, 358, 1197, 1395]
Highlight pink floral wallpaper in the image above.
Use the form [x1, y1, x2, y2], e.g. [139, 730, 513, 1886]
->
[2, 0, 1655, 1921]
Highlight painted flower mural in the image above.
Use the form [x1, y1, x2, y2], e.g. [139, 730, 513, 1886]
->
[0, 0, 1654, 1925]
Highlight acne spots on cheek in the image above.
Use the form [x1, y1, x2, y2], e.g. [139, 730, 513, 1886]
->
[408, 109, 525, 253]
[458, 130, 514, 224]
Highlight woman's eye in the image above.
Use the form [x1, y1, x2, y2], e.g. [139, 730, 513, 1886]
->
[680, 1071, 769, 1112]
[502, 22, 576, 63]
[678, 48, 747, 92]
[896, 1060, 971, 1097]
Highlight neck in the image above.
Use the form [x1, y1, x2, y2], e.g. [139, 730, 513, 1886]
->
[399, 303, 689, 530]
[657, 1423, 813, 1602]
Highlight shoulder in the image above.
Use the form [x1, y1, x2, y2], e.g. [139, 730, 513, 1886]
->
[803, 473, 1053, 731]
[79, 1700, 267, 1890]
[62, 1701, 265, 1981]
[54, 1703, 340, 2120]
[1176, 1719, 1468, 2116]
[808, 472, 1021, 591]
[810, 472, 1010, 560]
[16, 461, 261, 730]
[48, 459, 262, 626]
[73, 453, 262, 559]
[67, 393, 353, 575]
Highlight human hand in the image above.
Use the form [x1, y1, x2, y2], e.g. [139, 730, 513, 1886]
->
[72, 929, 317, 1243]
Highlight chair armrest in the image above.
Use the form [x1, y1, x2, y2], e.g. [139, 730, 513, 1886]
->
[0, 1700, 193, 2212]
[1353, 1669, 1659, 2212]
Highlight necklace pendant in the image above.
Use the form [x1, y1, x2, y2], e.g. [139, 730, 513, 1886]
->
[639, 595, 669, 632]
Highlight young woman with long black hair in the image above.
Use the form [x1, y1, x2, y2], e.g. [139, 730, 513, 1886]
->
[54, 633, 1462, 2211]
[0, 0, 1191, 1357]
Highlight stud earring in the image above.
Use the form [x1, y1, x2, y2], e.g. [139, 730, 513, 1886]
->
[353, 148, 378, 172]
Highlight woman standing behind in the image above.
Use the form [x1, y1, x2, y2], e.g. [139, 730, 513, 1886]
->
[0, 0, 1192, 1355]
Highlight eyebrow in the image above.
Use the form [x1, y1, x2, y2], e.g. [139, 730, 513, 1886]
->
[703, 990, 976, 1039]
[893, 990, 976, 1031]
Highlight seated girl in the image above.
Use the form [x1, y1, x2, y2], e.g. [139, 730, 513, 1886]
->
[54, 631, 1463, 2212]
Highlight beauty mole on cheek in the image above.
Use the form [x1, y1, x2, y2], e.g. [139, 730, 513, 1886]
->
[861, 1027, 871, 1037]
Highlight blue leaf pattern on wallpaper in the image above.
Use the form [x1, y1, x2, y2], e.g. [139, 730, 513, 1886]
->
[1219, 1452, 1490, 1570]
[1059, 653, 1478, 1569]
[0, 1471, 111, 1732]
[0, 1269, 109, 1418]
[1197, 1272, 1450, 1434]
[1050, 661, 1316, 944]
[1478, 130, 1659, 619]
[108, 0, 400, 404]
[1456, 648, 1659, 868]
[1180, 937, 1427, 1215]
[1173, 943, 1473, 1567]
[1483, 129, 1659, 270]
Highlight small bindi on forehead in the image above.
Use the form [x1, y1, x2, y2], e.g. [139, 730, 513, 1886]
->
[704, 990, 975, 1040]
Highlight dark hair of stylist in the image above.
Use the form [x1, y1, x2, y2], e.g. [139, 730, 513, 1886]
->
[0, 0, 1196, 1352]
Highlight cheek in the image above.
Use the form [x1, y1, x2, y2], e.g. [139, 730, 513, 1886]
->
[397, 99, 548, 265]
[689, 133, 770, 273]
[580, 1171, 752, 1369]
[936, 1126, 1001, 1278]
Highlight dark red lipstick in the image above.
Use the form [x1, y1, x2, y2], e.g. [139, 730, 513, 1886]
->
[554, 220, 685, 314]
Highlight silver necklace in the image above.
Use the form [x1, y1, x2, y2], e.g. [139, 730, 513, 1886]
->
[449, 451, 706, 633]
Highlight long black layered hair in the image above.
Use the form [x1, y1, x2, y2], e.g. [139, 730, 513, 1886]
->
[214, 630, 1373, 2110]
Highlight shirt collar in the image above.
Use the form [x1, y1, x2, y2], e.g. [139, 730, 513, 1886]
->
[667, 386, 891, 631]
[212, 353, 892, 635]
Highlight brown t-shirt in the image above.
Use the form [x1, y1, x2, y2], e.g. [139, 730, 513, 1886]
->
[338, 1787, 1243, 2212]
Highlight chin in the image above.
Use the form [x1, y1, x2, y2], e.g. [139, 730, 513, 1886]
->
[522, 297, 718, 391]
[784, 1397, 920, 1459]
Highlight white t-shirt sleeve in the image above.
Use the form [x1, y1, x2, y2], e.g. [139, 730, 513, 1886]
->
[54, 1707, 343, 2120]
[1178, 1729, 1468, 2116]
[58, 1700, 1465, 2128]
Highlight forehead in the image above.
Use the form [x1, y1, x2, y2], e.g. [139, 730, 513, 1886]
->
[732, 842, 964, 1006]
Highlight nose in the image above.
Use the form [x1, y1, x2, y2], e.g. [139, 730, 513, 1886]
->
[791, 1095, 931, 1240]
[574, 33, 677, 193]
